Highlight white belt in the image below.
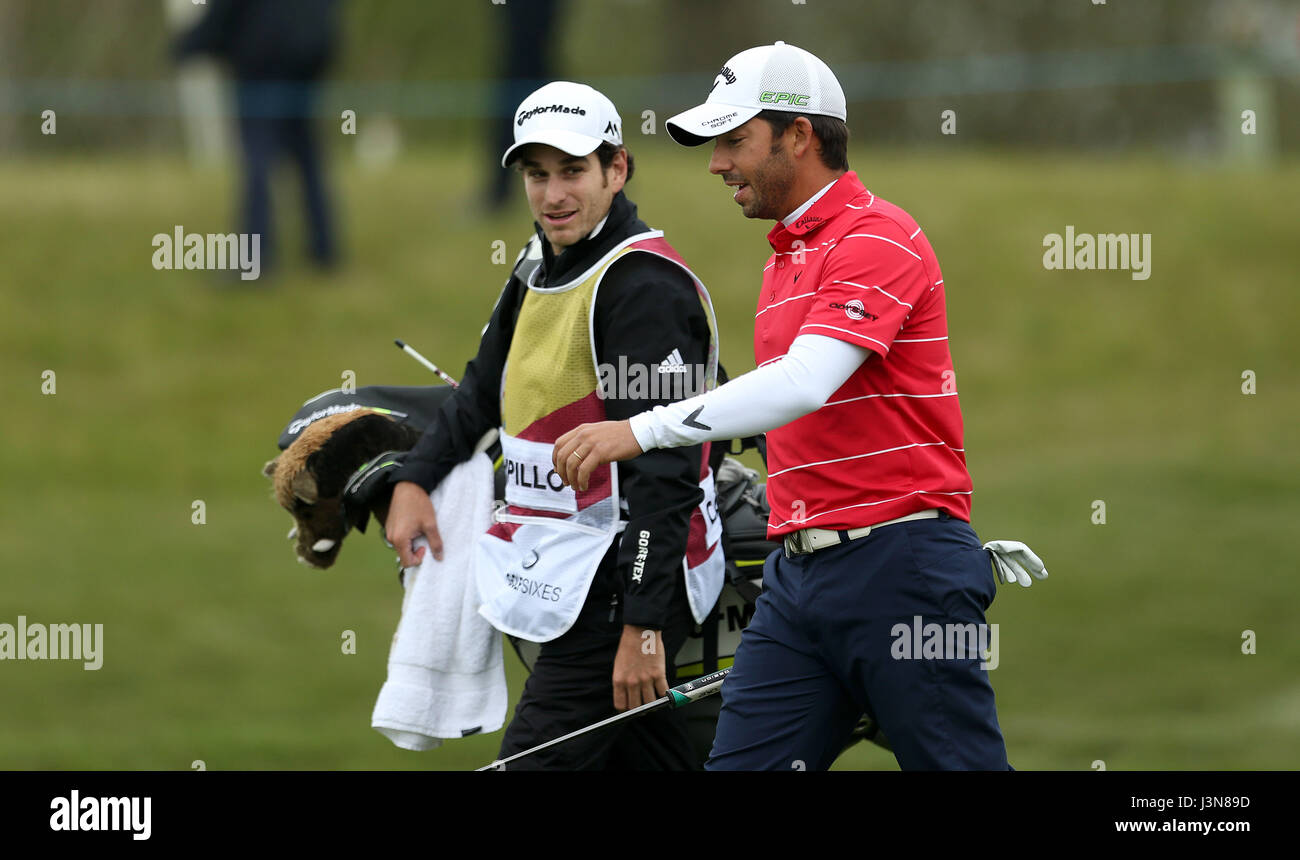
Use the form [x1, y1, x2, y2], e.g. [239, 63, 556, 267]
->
[782, 509, 941, 557]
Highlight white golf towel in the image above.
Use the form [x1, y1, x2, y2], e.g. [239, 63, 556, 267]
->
[371, 452, 506, 750]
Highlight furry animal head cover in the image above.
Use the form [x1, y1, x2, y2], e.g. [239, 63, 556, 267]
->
[263, 409, 419, 568]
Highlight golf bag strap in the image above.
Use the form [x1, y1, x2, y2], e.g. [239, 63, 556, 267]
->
[727, 561, 763, 604]
[701, 604, 719, 674]
[341, 449, 409, 535]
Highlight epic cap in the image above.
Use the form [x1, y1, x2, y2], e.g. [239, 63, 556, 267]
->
[666, 42, 846, 146]
[501, 81, 623, 167]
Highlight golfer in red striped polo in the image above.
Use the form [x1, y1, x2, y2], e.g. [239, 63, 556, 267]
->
[554, 42, 1046, 770]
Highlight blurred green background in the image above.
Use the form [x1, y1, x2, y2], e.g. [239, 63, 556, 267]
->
[1, 0, 1297, 770]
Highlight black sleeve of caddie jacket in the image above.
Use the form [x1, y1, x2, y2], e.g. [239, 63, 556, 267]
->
[391, 272, 522, 493]
[594, 254, 713, 630]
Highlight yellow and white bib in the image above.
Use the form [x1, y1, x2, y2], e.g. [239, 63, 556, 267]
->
[475, 231, 724, 642]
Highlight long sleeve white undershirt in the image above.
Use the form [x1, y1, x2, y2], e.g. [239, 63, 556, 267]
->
[629, 334, 872, 451]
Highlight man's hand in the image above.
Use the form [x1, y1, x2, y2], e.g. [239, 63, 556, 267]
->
[553, 420, 643, 492]
[612, 625, 667, 711]
[385, 481, 443, 568]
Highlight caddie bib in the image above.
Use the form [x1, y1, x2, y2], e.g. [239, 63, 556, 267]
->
[475, 231, 725, 642]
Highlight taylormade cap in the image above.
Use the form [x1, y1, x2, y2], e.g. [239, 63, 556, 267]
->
[501, 81, 623, 167]
[666, 41, 846, 146]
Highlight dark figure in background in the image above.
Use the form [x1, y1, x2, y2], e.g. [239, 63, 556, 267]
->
[174, 0, 341, 274]
[485, 0, 562, 211]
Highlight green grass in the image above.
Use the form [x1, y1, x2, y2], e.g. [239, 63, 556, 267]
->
[2, 143, 1297, 770]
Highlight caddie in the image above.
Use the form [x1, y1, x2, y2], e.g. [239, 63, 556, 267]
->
[384, 81, 726, 769]
[554, 43, 1046, 770]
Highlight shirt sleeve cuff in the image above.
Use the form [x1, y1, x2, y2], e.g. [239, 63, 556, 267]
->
[628, 411, 661, 453]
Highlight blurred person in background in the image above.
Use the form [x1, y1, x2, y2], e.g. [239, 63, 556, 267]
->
[173, 0, 342, 276]
[484, 0, 563, 212]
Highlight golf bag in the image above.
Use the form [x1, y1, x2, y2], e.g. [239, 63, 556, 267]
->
[275, 384, 452, 452]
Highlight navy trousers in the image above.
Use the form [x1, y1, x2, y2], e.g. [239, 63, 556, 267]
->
[235, 81, 337, 272]
[706, 512, 1010, 771]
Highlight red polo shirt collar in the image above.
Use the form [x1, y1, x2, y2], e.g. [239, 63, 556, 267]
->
[767, 170, 866, 251]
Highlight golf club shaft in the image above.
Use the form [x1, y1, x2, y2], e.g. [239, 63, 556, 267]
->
[476, 667, 731, 771]
[476, 697, 667, 772]
[394, 338, 459, 388]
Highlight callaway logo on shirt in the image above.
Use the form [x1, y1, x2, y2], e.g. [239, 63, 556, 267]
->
[682, 407, 711, 430]
[828, 300, 878, 321]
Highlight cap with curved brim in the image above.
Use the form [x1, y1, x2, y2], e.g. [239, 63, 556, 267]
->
[665, 102, 762, 146]
[501, 129, 605, 167]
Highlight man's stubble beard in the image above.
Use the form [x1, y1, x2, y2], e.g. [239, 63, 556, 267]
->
[744, 145, 796, 221]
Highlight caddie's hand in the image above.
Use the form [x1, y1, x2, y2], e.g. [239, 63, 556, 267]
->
[385, 481, 443, 568]
[983, 540, 1049, 587]
[612, 625, 668, 711]
[553, 420, 643, 492]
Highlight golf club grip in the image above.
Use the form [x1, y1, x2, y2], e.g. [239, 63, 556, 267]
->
[666, 667, 730, 708]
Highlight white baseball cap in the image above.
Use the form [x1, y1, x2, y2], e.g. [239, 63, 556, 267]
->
[666, 41, 846, 146]
[501, 81, 623, 168]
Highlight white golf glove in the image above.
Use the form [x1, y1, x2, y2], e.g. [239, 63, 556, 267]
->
[982, 540, 1049, 588]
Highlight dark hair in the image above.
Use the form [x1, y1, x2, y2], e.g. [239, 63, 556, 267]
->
[596, 142, 635, 182]
[756, 110, 849, 171]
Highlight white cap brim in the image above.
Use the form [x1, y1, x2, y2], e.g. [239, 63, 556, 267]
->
[501, 129, 605, 168]
[665, 102, 762, 146]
